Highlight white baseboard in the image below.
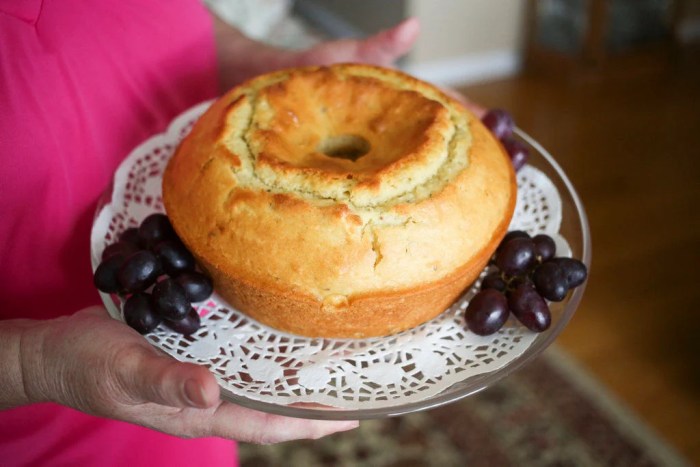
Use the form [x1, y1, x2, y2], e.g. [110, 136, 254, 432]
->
[403, 49, 522, 87]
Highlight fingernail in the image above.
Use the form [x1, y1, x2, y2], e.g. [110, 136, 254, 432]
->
[184, 379, 207, 408]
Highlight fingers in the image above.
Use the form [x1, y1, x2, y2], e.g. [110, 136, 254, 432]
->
[356, 17, 420, 66]
[68, 307, 220, 410]
[296, 17, 420, 68]
[32, 307, 357, 444]
[117, 347, 220, 409]
[210, 404, 359, 444]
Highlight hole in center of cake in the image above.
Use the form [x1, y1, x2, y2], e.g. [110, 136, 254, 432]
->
[318, 135, 370, 162]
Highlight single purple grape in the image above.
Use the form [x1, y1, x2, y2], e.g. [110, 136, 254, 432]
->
[465, 289, 509, 336]
[165, 308, 201, 335]
[119, 227, 143, 247]
[481, 109, 515, 140]
[117, 250, 161, 293]
[94, 253, 126, 294]
[496, 230, 531, 254]
[532, 234, 556, 262]
[549, 257, 588, 289]
[138, 213, 175, 248]
[533, 261, 569, 302]
[507, 283, 551, 332]
[151, 277, 190, 320]
[101, 240, 139, 261]
[175, 271, 214, 302]
[494, 237, 537, 276]
[501, 137, 530, 171]
[123, 292, 161, 334]
[154, 240, 196, 276]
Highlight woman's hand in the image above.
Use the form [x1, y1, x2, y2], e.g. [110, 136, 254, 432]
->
[213, 15, 420, 90]
[15, 306, 357, 444]
[293, 17, 420, 68]
[212, 14, 484, 116]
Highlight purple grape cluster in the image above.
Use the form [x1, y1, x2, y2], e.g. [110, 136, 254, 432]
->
[94, 213, 213, 335]
[481, 108, 529, 171]
[465, 231, 587, 336]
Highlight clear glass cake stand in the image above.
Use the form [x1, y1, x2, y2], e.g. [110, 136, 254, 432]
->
[92, 125, 591, 420]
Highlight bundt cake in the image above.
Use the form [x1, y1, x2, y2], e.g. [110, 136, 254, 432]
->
[163, 64, 516, 338]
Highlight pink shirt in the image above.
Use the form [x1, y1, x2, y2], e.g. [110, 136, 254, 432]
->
[0, 0, 237, 464]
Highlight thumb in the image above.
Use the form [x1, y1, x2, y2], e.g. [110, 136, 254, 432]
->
[356, 17, 420, 66]
[119, 348, 220, 409]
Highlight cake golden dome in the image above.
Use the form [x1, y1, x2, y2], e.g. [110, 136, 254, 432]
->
[162, 63, 516, 338]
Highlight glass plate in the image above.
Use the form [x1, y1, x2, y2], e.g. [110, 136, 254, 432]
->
[91, 102, 591, 420]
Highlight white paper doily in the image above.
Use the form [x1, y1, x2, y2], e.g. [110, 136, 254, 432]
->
[91, 101, 579, 417]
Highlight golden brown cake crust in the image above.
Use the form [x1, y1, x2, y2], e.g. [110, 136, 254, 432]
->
[163, 64, 516, 338]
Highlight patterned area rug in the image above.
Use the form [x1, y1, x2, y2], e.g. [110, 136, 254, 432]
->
[239, 348, 689, 466]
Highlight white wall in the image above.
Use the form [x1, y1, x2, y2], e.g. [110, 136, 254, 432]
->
[404, 0, 527, 86]
[408, 0, 525, 61]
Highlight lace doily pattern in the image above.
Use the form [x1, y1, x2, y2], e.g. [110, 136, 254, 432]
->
[510, 165, 562, 236]
[149, 295, 534, 408]
[91, 102, 565, 411]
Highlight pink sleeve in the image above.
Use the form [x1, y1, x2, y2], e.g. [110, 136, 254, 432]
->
[0, 1, 238, 464]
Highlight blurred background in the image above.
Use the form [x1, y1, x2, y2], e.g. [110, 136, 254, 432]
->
[207, 0, 700, 465]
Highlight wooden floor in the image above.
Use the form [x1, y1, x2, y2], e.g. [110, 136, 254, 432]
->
[460, 46, 700, 463]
